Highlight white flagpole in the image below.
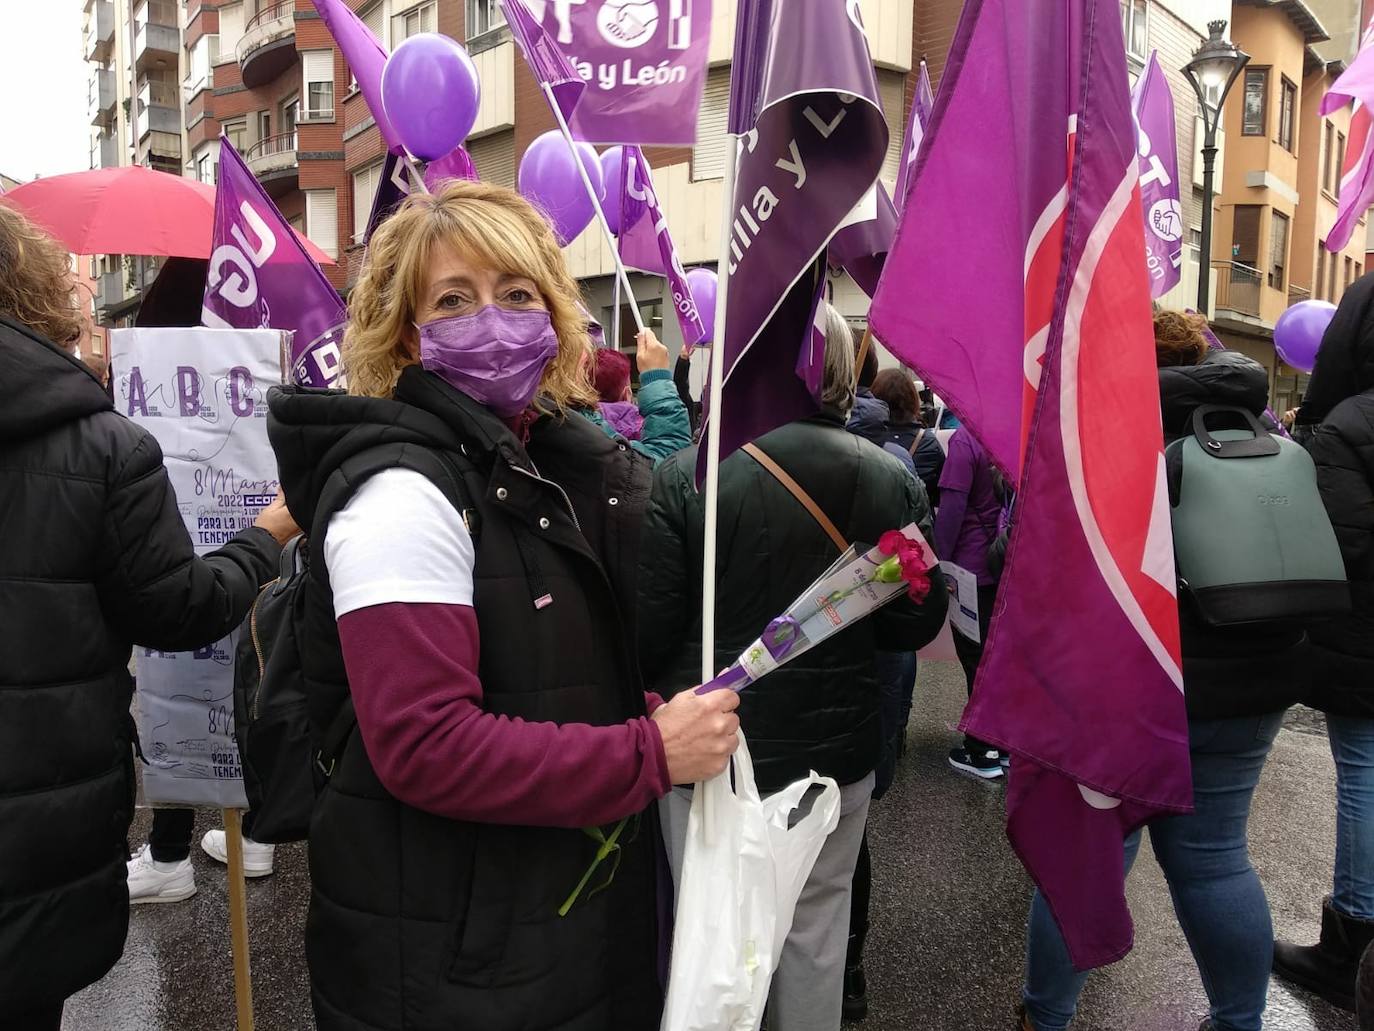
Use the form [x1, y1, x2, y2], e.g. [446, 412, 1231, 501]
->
[610, 271, 622, 352]
[542, 83, 645, 333]
[698, 134, 739, 839]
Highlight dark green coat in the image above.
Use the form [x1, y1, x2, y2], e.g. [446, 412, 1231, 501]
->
[637, 412, 947, 794]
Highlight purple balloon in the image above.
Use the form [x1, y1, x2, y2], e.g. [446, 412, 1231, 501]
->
[599, 147, 626, 235]
[424, 145, 478, 191]
[518, 131, 604, 247]
[686, 268, 717, 345]
[1274, 299, 1337, 373]
[381, 34, 480, 161]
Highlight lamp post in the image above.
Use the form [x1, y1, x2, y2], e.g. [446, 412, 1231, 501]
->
[1183, 20, 1250, 315]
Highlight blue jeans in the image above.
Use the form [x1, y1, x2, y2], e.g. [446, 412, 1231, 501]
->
[1329, 714, 1374, 919]
[1022, 712, 1284, 1031]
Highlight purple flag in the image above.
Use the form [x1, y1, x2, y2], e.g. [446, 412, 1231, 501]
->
[1131, 51, 1182, 298]
[509, 0, 712, 145]
[893, 59, 934, 212]
[873, 0, 1189, 970]
[699, 0, 888, 481]
[202, 138, 346, 389]
[828, 184, 898, 298]
[502, 0, 586, 121]
[615, 146, 707, 344]
[311, 0, 400, 152]
[1322, 14, 1374, 252]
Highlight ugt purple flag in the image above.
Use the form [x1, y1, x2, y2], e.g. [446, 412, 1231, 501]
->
[311, 0, 400, 152]
[1322, 12, 1374, 252]
[502, 0, 587, 122]
[508, 0, 711, 145]
[700, 0, 888, 479]
[202, 138, 347, 389]
[614, 146, 707, 344]
[871, 0, 1189, 970]
[893, 59, 934, 211]
[1132, 51, 1183, 298]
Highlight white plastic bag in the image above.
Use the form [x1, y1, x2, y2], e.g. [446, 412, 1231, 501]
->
[660, 732, 841, 1031]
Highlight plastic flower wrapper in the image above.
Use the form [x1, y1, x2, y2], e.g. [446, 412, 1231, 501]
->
[697, 524, 937, 695]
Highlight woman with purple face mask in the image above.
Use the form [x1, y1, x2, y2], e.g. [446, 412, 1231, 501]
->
[265, 181, 740, 1031]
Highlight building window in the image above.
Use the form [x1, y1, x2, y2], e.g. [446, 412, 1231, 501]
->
[351, 160, 384, 245]
[394, 1, 437, 42]
[305, 189, 339, 260]
[1278, 77, 1296, 152]
[223, 118, 249, 155]
[1330, 244, 1340, 298]
[302, 50, 335, 122]
[1120, 0, 1147, 62]
[281, 94, 299, 137]
[1347, 255, 1355, 291]
[1242, 68, 1268, 136]
[1324, 121, 1336, 194]
[1232, 205, 1261, 268]
[1269, 210, 1289, 291]
[693, 67, 731, 181]
[466, 0, 506, 39]
[1359, 261, 1365, 283]
[1317, 243, 1326, 300]
[185, 33, 218, 96]
[195, 151, 216, 184]
[258, 110, 272, 142]
[355, 1, 386, 83]
[1338, 131, 1348, 191]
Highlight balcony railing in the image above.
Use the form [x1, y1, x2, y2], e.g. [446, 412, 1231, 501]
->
[1287, 283, 1312, 305]
[84, 0, 114, 62]
[237, 1, 296, 88]
[244, 130, 298, 162]
[1212, 261, 1264, 318]
[89, 68, 115, 127]
[243, 131, 299, 195]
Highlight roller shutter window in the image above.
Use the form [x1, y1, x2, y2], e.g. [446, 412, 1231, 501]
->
[306, 189, 339, 260]
[692, 66, 730, 181]
[468, 131, 515, 189]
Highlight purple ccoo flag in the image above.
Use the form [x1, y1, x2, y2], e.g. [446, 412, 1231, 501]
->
[1132, 51, 1183, 298]
[502, 0, 586, 122]
[312, 0, 401, 152]
[699, 0, 888, 481]
[893, 59, 934, 212]
[203, 138, 347, 389]
[871, 0, 1189, 970]
[512, 0, 712, 146]
[615, 146, 707, 344]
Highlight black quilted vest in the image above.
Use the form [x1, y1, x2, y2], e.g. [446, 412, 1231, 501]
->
[268, 368, 661, 1031]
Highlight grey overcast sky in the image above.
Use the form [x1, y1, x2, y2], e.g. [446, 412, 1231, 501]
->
[0, 4, 93, 182]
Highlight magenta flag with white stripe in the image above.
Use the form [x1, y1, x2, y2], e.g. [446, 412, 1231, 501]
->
[871, 0, 1189, 970]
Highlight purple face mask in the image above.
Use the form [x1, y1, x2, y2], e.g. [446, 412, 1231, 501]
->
[417, 305, 560, 418]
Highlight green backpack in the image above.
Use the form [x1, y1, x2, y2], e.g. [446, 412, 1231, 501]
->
[1166, 405, 1349, 627]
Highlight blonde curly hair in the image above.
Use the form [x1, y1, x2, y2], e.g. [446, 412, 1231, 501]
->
[1153, 309, 1210, 368]
[0, 205, 86, 348]
[344, 179, 597, 409]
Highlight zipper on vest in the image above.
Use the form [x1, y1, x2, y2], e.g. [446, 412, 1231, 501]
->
[511, 464, 581, 532]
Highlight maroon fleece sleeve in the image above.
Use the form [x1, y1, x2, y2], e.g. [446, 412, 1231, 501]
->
[336, 601, 671, 828]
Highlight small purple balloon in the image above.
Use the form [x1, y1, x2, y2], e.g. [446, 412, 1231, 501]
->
[424, 145, 478, 191]
[381, 34, 480, 161]
[598, 147, 626, 235]
[518, 131, 604, 247]
[1274, 299, 1337, 373]
[686, 268, 717, 344]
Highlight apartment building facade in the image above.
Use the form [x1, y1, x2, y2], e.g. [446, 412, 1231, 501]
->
[1211, 0, 1365, 412]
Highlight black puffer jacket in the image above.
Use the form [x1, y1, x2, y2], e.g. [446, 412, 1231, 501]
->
[1297, 274, 1374, 716]
[268, 368, 662, 1031]
[1160, 349, 1308, 719]
[887, 422, 945, 506]
[0, 317, 278, 1008]
[638, 413, 948, 794]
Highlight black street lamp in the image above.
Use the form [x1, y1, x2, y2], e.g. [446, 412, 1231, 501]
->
[1183, 20, 1250, 314]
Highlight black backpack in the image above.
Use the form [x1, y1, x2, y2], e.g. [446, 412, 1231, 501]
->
[232, 447, 476, 843]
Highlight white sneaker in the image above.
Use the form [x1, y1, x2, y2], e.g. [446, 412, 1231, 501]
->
[127, 844, 196, 904]
[200, 829, 275, 878]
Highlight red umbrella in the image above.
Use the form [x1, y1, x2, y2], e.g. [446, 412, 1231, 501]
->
[0, 165, 335, 265]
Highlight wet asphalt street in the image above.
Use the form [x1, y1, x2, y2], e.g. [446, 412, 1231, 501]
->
[67, 662, 1350, 1031]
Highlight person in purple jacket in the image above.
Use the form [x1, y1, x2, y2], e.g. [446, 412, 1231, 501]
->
[934, 427, 1008, 779]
